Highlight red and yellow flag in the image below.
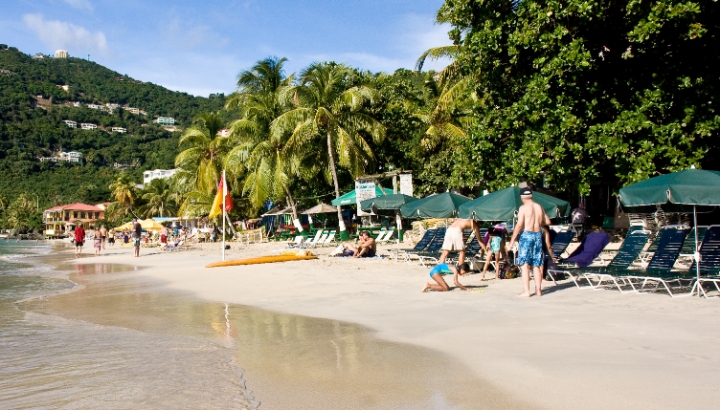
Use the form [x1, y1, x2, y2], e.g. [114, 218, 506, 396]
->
[208, 175, 233, 219]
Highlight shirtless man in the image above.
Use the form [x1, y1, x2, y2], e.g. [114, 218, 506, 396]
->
[438, 218, 487, 266]
[352, 231, 377, 258]
[508, 188, 551, 297]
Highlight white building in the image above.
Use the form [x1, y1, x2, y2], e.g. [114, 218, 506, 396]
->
[87, 104, 103, 110]
[64, 120, 77, 128]
[59, 151, 83, 163]
[124, 107, 140, 114]
[143, 169, 177, 184]
[154, 116, 175, 125]
[111, 127, 127, 133]
[72, 102, 82, 107]
[57, 84, 70, 92]
[80, 123, 97, 130]
[217, 128, 230, 137]
[55, 50, 68, 58]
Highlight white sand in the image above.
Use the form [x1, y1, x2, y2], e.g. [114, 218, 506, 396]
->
[74, 240, 720, 410]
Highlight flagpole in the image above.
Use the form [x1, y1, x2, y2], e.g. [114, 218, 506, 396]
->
[222, 169, 226, 261]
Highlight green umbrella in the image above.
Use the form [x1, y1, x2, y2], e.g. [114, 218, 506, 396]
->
[618, 168, 720, 287]
[458, 186, 571, 221]
[400, 192, 471, 218]
[360, 194, 418, 213]
[331, 186, 387, 206]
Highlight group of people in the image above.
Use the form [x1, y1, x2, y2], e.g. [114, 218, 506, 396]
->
[422, 187, 555, 297]
[73, 224, 114, 257]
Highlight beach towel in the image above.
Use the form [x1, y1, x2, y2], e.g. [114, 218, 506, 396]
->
[564, 232, 610, 268]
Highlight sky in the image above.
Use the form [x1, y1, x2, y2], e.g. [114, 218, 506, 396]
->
[1, 0, 453, 97]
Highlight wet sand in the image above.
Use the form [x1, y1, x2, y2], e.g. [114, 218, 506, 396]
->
[61, 240, 720, 410]
[8, 246, 535, 410]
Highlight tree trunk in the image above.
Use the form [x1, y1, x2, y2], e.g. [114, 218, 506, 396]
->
[224, 212, 237, 236]
[327, 131, 346, 237]
[285, 186, 304, 233]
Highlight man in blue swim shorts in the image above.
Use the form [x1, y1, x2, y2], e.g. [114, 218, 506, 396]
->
[508, 188, 551, 297]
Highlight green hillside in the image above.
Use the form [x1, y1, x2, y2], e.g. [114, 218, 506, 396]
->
[0, 45, 226, 205]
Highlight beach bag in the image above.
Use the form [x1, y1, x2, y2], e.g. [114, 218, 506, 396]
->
[498, 263, 519, 279]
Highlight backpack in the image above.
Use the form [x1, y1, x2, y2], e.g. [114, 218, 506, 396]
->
[498, 263, 519, 279]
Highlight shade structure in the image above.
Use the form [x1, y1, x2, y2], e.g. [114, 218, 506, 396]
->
[115, 221, 133, 231]
[331, 186, 388, 207]
[400, 192, 471, 218]
[458, 187, 571, 221]
[302, 203, 338, 214]
[140, 219, 164, 231]
[360, 193, 418, 213]
[618, 168, 720, 288]
[261, 206, 294, 217]
[618, 169, 720, 207]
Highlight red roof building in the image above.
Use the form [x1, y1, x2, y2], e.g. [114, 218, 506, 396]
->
[43, 203, 105, 236]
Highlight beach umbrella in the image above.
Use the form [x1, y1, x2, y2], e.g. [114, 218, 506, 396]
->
[458, 186, 571, 221]
[302, 203, 338, 214]
[360, 193, 418, 243]
[140, 219, 164, 231]
[618, 168, 720, 286]
[360, 193, 418, 213]
[331, 186, 387, 206]
[400, 192, 471, 218]
[115, 221, 133, 231]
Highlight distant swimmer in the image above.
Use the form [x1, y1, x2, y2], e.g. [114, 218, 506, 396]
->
[508, 188, 551, 297]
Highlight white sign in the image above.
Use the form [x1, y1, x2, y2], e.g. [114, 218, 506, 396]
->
[356, 181, 376, 216]
[399, 174, 413, 197]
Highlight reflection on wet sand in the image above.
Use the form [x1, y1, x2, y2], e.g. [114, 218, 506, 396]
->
[23, 263, 535, 410]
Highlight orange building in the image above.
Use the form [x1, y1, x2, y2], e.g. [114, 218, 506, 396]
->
[43, 203, 105, 237]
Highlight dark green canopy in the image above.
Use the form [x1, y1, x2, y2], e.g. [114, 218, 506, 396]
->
[458, 187, 571, 221]
[331, 187, 387, 207]
[618, 169, 720, 207]
[360, 194, 418, 213]
[400, 192, 471, 218]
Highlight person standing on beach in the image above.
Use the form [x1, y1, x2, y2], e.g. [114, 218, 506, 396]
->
[132, 219, 142, 257]
[98, 224, 107, 250]
[93, 228, 102, 256]
[438, 218, 487, 266]
[108, 227, 116, 246]
[508, 188, 551, 297]
[73, 223, 85, 257]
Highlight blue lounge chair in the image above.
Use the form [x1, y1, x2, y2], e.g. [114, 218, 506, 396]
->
[550, 230, 574, 259]
[578, 230, 652, 290]
[690, 226, 720, 297]
[393, 229, 436, 262]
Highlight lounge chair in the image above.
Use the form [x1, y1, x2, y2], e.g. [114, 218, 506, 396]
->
[391, 229, 437, 262]
[689, 226, 720, 297]
[617, 226, 692, 297]
[550, 230, 575, 259]
[319, 230, 337, 247]
[287, 235, 305, 248]
[300, 230, 324, 248]
[567, 230, 652, 290]
[377, 228, 395, 244]
[558, 231, 610, 268]
[414, 227, 445, 266]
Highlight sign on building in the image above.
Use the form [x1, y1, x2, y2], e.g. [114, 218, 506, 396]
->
[355, 180, 376, 216]
[399, 173, 413, 197]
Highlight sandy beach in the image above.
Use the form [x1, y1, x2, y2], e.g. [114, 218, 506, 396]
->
[69, 239, 720, 410]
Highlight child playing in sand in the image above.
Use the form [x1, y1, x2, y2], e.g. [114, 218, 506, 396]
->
[422, 263, 471, 292]
[481, 227, 504, 280]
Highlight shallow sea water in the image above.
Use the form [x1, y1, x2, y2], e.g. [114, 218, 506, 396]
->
[0, 242, 534, 410]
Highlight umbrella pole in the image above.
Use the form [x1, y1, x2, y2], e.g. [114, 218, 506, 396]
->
[693, 205, 700, 295]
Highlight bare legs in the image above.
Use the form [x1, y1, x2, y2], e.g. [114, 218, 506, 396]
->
[422, 273, 450, 292]
[518, 264, 543, 297]
[438, 249, 450, 264]
[481, 252, 502, 280]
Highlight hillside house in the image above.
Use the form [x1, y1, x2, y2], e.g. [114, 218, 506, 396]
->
[143, 169, 177, 184]
[64, 120, 77, 128]
[154, 116, 175, 126]
[111, 127, 127, 133]
[43, 202, 105, 236]
[80, 123, 97, 130]
[217, 128, 230, 137]
[59, 151, 83, 163]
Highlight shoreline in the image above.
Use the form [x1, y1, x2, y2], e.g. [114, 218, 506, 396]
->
[71, 240, 720, 410]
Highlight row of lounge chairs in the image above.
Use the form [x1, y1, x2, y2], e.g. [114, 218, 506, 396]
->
[549, 225, 720, 298]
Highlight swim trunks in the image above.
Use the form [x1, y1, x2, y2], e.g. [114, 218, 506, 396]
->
[441, 227, 464, 251]
[516, 231, 543, 267]
[132, 237, 141, 247]
[490, 236, 501, 254]
[429, 263, 456, 277]
[363, 249, 376, 257]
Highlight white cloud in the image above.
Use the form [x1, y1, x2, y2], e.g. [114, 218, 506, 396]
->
[162, 18, 228, 50]
[23, 14, 107, 54]
[62, 0, 93, 11]
[397, 14, 454, 71]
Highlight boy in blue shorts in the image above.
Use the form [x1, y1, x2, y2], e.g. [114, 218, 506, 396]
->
[422, 263, 471, 292]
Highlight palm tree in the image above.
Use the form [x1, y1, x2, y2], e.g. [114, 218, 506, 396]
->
[175, 111, 231, 196]
[224, 57, 306, 225]
[140, 178, 175, 218]
[272, 62, 386, 238]
[415, 45, 476, 151]
[109, 173, 137, 214]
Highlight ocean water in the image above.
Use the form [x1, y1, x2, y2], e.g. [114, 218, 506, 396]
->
[0, 242, 534, 410]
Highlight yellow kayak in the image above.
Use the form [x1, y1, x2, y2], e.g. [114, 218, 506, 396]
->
[205, 253, 317, 268]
